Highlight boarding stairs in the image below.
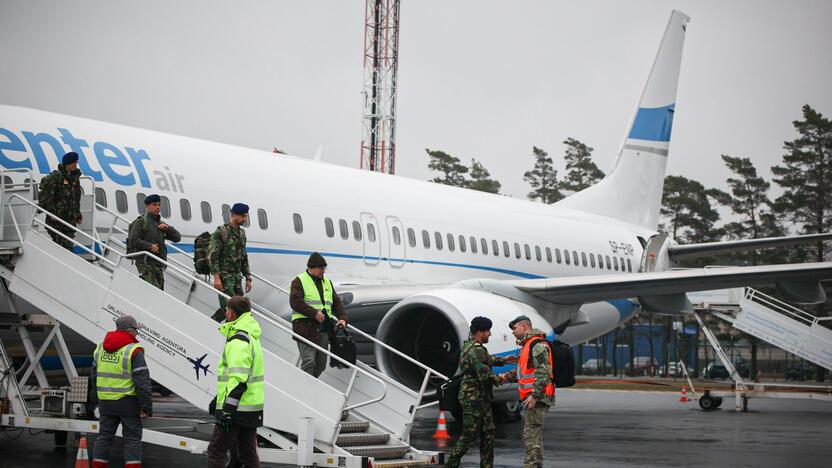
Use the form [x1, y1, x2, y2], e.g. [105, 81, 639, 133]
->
[0, 171, 446, 467]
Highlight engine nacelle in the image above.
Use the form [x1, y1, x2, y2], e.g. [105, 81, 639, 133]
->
[375, 288, 549, 390]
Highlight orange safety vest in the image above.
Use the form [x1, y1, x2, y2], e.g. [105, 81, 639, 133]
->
[517, 337, 555, 400]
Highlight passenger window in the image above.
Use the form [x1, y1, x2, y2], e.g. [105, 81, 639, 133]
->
[491, 240, 498, 256]
[353, 221, 362, 241]
[556, 248, 562, 264]
[339, 219, 348, 240]
[581, 252, 588, 267]
[408, 228, 416, 247]
[524, 244, 531, 260]
[367, 223, 376, 243]
[324, 217, 334, 238]
[564, 249, 570, 265]
[293, 213, 303, 233]
[502, 241, 510, 257]
[392, 226, 401, 245]
[459, 235, 466, 253]
[620, 257, 626, 272]
[94, 188, 107, 207]
[613, 256, 619, 271]
[116, 190, 128, 213]
[181, 199, 192, 221]
[422, 229, 431, 248]
[597, 254, 604, 269]
[605, 255, 612, 269]
[222, 204, 230, 224]
[202, 202, 213, 223]
[137, 193, 146, 215]
[572, 251, 579, 266]
[469, 236, 477, 254]
[481, 238, 488, 255]
[514, 242, 521, 259]
[627, 258, 633, 272]
[159, 196, 170, 218]
[447, 234, 455, 252]
[257, 208, 267, 229]
[590, 253, 596, 268]
[546, 247, 552, 263]
[434, 232, 443, 250]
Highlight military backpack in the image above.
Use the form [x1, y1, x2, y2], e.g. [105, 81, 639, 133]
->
[548, 339, 576, 388]
[193, 231, 212, 275]
[126, 215, 149, 254]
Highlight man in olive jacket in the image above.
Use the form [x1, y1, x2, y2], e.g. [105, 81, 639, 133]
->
[127, 194, 181, 289]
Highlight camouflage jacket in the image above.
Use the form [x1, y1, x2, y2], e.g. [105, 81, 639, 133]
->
[208, 223, 250, 277]
[458, 339, 507, 403]
[38, 164, 82, 222]
[507, 329, 555, 406]
[127, 213, 182, 266]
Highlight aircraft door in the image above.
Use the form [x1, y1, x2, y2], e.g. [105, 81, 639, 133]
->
[386, 216, 405, 268]
[360, 212, 380, 265]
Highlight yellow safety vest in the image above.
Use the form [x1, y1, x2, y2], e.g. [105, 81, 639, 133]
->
[93, 342, 141, 400]
[291, 272, 334, 321]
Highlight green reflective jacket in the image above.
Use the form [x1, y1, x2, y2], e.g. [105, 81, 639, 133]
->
[216, 311, 265, 413]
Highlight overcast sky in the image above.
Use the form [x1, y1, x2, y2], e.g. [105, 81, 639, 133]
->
[1, 1, 830, 204]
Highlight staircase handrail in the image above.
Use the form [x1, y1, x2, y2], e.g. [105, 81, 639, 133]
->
[744, 287, 832, 326]
[93, 202, 451, 387]
[7, 193, 390, 414]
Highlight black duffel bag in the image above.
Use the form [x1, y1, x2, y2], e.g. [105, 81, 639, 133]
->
[329, 326, 357, 369]
[439, 374, 463, 418]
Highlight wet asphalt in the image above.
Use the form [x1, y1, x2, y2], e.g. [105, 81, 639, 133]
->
[2, 388, 831, 467]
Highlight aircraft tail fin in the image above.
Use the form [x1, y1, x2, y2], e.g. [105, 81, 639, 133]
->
[556, 10, 690, 230]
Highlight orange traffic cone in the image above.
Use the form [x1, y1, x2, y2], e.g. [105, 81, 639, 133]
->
[432, 410, 450, 439]
[75, 435, 90, 468]
[679, 386, 689, 403]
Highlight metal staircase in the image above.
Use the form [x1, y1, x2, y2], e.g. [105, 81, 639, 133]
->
[0, 171, 445, 467]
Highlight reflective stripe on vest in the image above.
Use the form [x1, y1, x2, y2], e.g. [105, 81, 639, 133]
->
[95, 342, 140, 400]
[517, 337, 554, 400]
[216, 324, 265, 412]
[291, 272, 335, 321]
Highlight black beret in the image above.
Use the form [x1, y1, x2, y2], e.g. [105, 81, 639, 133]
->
[470, 316, 493, 332]
[231, 203, 249, 214]
[144, 194, 161, 205]
[509, 315, 531, 329]
[307, 252, 327, 268]
[62, 152, 79, 165]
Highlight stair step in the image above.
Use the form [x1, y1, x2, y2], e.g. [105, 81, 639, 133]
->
[336, 432, 390, 447]
[339, 421, 371, 433]
[372, 459, 436, 468]
[345, 444, 410, 460]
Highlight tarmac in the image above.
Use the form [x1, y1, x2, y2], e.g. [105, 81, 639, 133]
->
[2, 388, 831, 467]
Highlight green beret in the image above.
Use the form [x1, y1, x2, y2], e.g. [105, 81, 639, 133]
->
[509, 315, 530, 329]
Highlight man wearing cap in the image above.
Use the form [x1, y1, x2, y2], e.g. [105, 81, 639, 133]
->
[289, 252, 347, 377]
[127, 194, 181, 289]
[90, 315, 153, 468]
[445, 316, 510, 468]
[38, 151, 83, 251]
[209, 203, 252, 321]
[499, 315, 555, 468]
[207, 296, 264, 468]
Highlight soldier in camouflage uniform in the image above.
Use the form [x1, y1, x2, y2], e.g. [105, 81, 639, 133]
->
[127, 194, 181, 289]
[208, 203, 252, 322]
[38, 152, 82, 251]
[445, 316, 510, 468]
[500, 315, 555, 468]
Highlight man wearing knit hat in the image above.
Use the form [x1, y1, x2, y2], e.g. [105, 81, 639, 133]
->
[127, 194, 181, 289]
[90, 315, 153, 468]
[37, 152, 83, 251]
[208, 203, 252, 321]
[289, 252, 348, 377]
[445, 316, 510, 468]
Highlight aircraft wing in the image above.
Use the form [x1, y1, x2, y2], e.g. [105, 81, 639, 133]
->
[511, 262, 832, 306]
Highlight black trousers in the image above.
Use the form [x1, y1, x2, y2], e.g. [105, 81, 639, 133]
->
[206, 423, 259, 468]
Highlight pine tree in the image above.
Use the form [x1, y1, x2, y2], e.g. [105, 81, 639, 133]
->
[523, 146, 562, 203]
[560, 137, 605, 195]
[660, 175, 722, 244]
[465, 159, 502, 194]
[771, 105, 832, 263]
[426, 149, 468, 187]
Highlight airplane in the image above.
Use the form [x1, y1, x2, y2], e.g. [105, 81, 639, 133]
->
[0, 10, 830, 417]
[187, 353, 212, 381]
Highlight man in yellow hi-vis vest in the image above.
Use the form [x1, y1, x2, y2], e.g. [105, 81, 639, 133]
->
[289, 252, 347, 377]
[90, 315, 152, 468]
[207, 296, 265, 468]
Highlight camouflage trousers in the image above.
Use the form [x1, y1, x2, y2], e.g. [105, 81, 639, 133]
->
[137, 263, 165, 290]
[522, 403, 549, 468]
[46, 218, 76, 251]
[212, 273, 243, 322]
[445, 400, 495, 468]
